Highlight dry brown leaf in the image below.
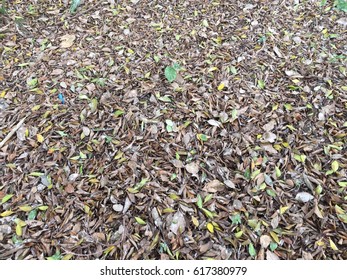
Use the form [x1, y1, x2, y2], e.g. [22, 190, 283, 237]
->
[60, 34, 76, 48]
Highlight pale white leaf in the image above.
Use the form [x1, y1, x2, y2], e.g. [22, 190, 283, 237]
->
[185, 162, 200, 175]
[170, 211, 186, 234]
[260, 235, 272, 248]
[112, 204, 123, 212]
[60, 34, 76, 48]
[207, 119, 222, 127]
[266, 250, 280, 260]
[295, 192, 314, 203]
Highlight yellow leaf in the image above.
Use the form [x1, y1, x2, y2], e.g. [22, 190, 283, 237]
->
[331, 160, 339, 172]
[192, 216, 199, 227]
[212, 221, 221, 231]
[217, 83, 225, 91]
[31, 105, 41, 111]
[16, 223, 23, 236]
[316, 239, 325, 247]
[335, 205, 345, 215]
[0, 210, 14, 217]
[135, 216, 147, 225]
[329, 238, 339, 251]
[62, 254, 73, 260]
[270, 231, 280, 243]
[206, 222, 214, 233]
[16, 219, 26, 227]
[0, 90, 6, 98]
[19, 205, 33, 212]
[280, 206, 290, 215]
[208, 67, 218, 72]
[84, 205, 90, 215]
[235, 230, 243, 238]
[37, 134, 44, 143]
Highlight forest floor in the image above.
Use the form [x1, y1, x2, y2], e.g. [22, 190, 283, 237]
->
[0, 0, 346, 260]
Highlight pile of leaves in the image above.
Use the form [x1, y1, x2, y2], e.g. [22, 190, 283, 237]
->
[0, 0, 346, 260]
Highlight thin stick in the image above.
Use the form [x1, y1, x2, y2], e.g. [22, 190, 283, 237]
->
[0, 116, 26, 149]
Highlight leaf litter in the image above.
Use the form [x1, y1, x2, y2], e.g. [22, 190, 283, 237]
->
[0, 0, 346, 260]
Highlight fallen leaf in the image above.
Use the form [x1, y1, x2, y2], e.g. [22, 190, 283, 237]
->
[295, 192, 314, 203]
[170, 211, 186, 234]
[60, 34, 76, 48]
[260, 235, 272, 248]
[266, 250, 280, 260]
[203, 179, 224, 193]
[185, 162, 200, 175]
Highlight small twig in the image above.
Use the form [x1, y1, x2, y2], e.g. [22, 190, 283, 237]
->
[0, 116, 26, 149]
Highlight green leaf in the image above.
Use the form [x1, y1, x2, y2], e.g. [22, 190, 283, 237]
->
[201, 208, 215, 219]
[158, 95, 172, 102]
[335, 0, 347, 12]
[325, 169, 334, 175]
[196, 194, 203, 209]
[231, 108, 238, 120]
[275, 166, 281, 178]
[38, 205, 49, 211]
[248, 243, 257, 257]
[29, 172, 45, 177]
[153, 55, 160, 63]
[28, 209, 37, 220]
[229, 66, 237, 74]
[204, 194, 213, 204]
[70, 0, 81, 13]
[257, 79, 265, 89]
[1, 194, 13, 204]
[172, 63, 181, 71]
[27, 78, 38, 88]
[47, 250, 62, 260]
[338, 181, 347, 187]
[251, 169, 261, 180]
[135, 216, 147, 225]
[134, 178, 149, 191]
[56, 131, 68, 137]
[89, 98, 98, 113]
[114, 109, 124, 117]
[231, 213, 241, 225]
[197, 133, 208, 142]
[315, 185, 323, 195]
[266, 188, 277, 197]
[244, 168, 251, 180]
[164, 66, 177, 83]
[270, 242, 278, 251]
[294, 154, 306, 163]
